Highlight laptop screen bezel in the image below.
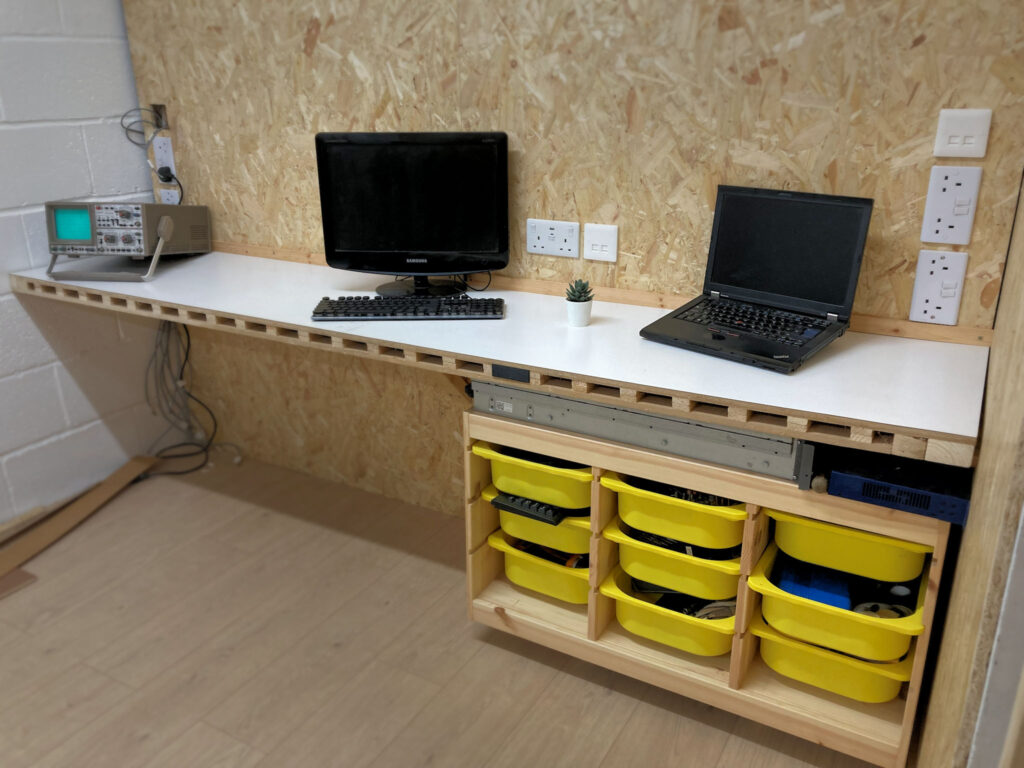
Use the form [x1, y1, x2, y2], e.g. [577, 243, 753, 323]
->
[703, 185, 873, 320]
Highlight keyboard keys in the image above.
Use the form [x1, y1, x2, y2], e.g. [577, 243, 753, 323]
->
[680, 298, 828, 344]
[312, 294, 505, 321]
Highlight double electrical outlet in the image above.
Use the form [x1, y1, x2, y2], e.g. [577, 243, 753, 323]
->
[910, 108, 991, 326]
[526, 218, 618, 263]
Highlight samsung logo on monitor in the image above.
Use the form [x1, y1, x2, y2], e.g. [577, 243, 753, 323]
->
[406, 258, 428, 263]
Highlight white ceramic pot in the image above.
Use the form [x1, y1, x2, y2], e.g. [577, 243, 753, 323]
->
[566, 300, 593, 327]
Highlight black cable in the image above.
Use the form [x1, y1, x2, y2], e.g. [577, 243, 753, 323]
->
[172, 173, 184, 205]
[457, 271, 492, 291]
[991, 165, 1024, 325]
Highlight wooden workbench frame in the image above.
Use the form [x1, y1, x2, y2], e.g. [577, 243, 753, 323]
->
[9, 272, 976, 467]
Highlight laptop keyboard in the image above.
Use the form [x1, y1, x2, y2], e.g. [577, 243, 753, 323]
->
[677, 298, 831, 347]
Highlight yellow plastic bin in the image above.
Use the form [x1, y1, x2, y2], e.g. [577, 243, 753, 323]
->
[600, 472, 745, 549]
[472, 442, 592, 509]
[750, 614, 913, 703]
[602, 517, 740, 600]
[748, 544, 925, 661]
[768, 509, 932, 582]
[487, 530, 590, 604]
[483, 486, 591, 554]
[599, 567, 734, 656]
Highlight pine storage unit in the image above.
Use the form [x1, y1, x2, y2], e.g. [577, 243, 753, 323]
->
[464, 411, 950, 768]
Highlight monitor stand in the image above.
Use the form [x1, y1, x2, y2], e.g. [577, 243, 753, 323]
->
[376, 276, 464, 298]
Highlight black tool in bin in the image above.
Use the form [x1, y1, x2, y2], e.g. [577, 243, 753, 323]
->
[490, 490, 588, 526]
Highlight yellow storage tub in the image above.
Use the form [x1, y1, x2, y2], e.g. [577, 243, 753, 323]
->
[602, 517, 740, 600]
[599, 567, 734, 656]
[487, 530, 589, 604]
[600, 472, 745, 549]
[748, 544, 925, 661]
[751, 614, 913, 703]
[483, 486, 591, 554]
[472, 442, 592, 509]
[768, 509, 932, 582]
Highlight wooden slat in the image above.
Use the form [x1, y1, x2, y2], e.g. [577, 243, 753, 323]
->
[728, 630, 760, 690]
[897, 526, 950, 768]
[740, 505, 769, 576]
[0, 456, 156, 578]
[733, 577, 762, 637]
[0, 568, 37, 601]
[9, 274, 978, 466]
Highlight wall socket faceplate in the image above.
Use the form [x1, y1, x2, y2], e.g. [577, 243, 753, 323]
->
[920, 166, 982, 246]
[527, 218, 579, 258]
[933, 108, 991, 158]
[910, 249, 968, 325]
[583, 223, 618, 262]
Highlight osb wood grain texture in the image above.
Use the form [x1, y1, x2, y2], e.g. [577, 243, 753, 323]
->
[123, 0, 1024, 330]
[918, 173, 1024, 768]
[188, 327, 469, 517]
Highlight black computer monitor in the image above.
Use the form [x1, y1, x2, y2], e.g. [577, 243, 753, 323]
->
[315, 132, 509, 296]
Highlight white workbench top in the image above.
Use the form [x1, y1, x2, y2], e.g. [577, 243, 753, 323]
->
[13, 251, 989, 439]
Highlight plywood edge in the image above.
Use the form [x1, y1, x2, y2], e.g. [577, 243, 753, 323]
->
[10, 274, 977, 466]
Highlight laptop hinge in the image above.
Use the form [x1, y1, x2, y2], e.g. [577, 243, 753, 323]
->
[711, 291, 721, 300]
[827, 312, 839, 322]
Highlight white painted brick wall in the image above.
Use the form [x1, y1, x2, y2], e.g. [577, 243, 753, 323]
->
[0, 0, 63, 35]
[0, 39, 139, 121]
[0, 0, 162, 522]
[0, 366, 66, 455]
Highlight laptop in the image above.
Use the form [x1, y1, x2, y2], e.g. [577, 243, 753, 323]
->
[640, 185, 873, 373]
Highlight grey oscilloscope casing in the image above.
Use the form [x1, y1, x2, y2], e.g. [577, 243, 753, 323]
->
[45, 201, 211, 259]
[472, 381, 814, 487]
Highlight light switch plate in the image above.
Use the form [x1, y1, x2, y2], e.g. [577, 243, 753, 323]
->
[933, 109, 991, 158]
[583, 223, 618, 262]
[910, 249, 968, 325]
[526, 218, 579, 258]
[920, 166, 982, 246]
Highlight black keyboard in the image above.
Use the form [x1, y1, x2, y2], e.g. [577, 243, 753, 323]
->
[678, 298, 830, 347]
[312, 294, 505, 321]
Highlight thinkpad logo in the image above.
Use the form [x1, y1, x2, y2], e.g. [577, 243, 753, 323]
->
[773, 354, 790, 360]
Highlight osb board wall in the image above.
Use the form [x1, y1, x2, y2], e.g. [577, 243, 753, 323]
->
[188, 327, 470, 517]
[123, 0, 1024, 330]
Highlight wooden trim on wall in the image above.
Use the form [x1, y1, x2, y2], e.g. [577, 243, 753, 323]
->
[917, 175, 1024, 767]
[212, 240, 993, 346]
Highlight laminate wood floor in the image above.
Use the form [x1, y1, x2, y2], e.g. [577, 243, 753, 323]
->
[0, 460, 877, 768]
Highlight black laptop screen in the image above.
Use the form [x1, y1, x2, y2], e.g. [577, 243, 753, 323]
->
[706, 187, 872, 313]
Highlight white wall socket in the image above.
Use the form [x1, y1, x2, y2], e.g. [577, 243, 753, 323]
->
[934, 108, 991, 158]
[583, 223, 618, 262]
[910, 249, 968, 325]
[151, 135, 177, 175]
[158, 188, 180, 204]
[920, 166, 982, 246]
[527, 218, 579, 258]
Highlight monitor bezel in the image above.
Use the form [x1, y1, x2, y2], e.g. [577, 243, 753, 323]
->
[315, 131, 510, 277]
[704, 185, 873, 320]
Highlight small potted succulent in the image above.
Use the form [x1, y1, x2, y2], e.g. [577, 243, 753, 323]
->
[565, 278, 594, 327]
